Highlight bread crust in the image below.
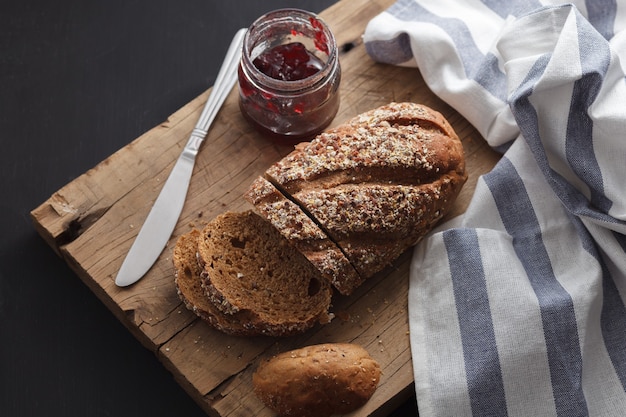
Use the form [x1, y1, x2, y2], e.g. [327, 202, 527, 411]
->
[244, 176, 364, 295]
[294, 173, 463, 277]
[265, 102, 465, 193]
[252, 343, 381, 417]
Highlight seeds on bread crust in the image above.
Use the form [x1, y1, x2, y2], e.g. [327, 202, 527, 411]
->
[293, 174, 462, 277]
[265, 103, 465, 194]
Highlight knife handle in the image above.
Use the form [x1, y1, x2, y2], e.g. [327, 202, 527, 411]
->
[184, 28, 247, 157]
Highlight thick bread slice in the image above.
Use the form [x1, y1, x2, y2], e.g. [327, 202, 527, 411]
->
[196, 210, 333, 337]
[261, 102, 467, 279]
[244, 177, 363, 295]
[173, 229, 259, 336]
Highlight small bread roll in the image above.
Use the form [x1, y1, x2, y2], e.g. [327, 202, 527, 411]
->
[253, 343, 381, 417]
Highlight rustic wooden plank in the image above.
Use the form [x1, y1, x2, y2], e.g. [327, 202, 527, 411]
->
[30, 0, 501, 415]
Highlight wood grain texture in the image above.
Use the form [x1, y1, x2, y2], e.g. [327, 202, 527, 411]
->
[30, 0, 501, 415]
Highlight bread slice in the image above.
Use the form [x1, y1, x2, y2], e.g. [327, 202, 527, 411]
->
[173, 229, 259, 336]
[244, 177, 363, 295]
[195, 210, 333, 337]
[259, 102, 467, 280]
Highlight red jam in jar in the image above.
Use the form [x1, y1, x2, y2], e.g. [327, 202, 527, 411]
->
[253, 42, 324, 81]
[238, 9, 341, 144]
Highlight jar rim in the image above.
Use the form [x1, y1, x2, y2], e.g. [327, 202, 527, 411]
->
[241, 8, 338, 92]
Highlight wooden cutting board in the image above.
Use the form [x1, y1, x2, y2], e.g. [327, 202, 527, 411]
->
[31, 0, 500, 415]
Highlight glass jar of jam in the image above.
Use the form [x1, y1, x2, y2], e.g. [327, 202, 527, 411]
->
[238, 9, 341, 144]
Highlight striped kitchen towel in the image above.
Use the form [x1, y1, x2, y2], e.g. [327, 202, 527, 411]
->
[364, 1, 626, 416]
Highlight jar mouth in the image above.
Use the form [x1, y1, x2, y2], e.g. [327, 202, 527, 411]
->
[241, 8, 338, 92]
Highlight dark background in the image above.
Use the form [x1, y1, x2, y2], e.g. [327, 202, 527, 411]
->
[0, 1, 418, 416]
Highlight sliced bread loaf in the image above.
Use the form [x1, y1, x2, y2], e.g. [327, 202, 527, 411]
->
[174, 102, 466, 336]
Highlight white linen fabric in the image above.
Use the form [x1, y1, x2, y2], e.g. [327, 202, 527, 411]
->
[364, 1, 626, 416]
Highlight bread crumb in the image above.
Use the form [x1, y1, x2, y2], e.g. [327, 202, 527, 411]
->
[336, 310, 350, 322]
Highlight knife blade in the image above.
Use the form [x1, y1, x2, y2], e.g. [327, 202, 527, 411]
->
[115, 28, 246, 287]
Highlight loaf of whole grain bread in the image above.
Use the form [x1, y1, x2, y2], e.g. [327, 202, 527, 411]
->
[247, 102, 467, 292]
[174, 102, 465, 335]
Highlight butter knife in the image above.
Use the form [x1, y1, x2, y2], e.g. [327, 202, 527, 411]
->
[115, 28, 246, 287]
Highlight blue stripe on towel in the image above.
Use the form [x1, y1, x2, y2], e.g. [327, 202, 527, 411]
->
[363, 33, 414, 65]
[599, 235, 626, 391]
[484, 157, 588, 417]
[509, 10, 621, 226]
[566, 12, 613, 215]
[386, 0, 507, 101]
[573, 216, 626, 391]
[480, 0, 543, 19]
[443, 228, 508, 417]
[585, 0, 617, 39]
